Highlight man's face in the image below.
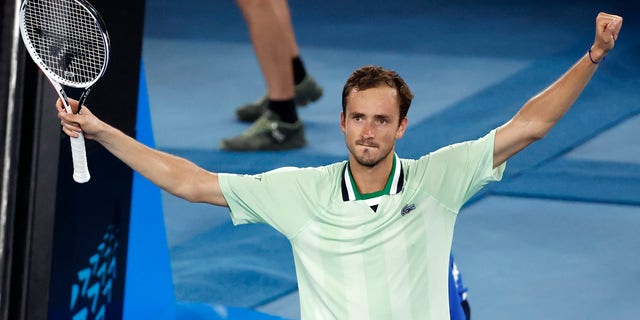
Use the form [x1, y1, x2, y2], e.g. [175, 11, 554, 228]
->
[341, 86, 407, 168]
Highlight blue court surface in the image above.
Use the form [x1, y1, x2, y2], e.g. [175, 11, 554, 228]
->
[133, 0, 640, 319]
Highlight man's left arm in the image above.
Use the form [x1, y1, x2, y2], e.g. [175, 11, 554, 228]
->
[493, 12, 623, 168]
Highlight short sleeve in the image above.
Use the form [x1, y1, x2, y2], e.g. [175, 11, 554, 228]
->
[409, 129, 506, 212]
[218, 167, 317, 238]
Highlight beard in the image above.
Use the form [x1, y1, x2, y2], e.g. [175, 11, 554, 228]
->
[348, 138, 394, 168]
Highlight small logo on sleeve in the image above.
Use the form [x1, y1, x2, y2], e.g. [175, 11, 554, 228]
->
[401, 204, 416, 216]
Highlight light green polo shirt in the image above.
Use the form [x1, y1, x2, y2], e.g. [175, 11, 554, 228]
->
[218, 130, 505, 320]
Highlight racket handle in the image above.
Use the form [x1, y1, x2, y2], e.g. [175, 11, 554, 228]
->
[70, 132, 91, 183]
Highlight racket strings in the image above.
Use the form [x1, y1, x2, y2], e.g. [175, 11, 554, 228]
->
[23, 0, 107, 86]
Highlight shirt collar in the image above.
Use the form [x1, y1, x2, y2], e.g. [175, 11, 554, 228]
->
[341, 153, 404, 203]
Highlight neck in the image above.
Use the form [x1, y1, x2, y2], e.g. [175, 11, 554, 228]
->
[348, 153, 395, 194]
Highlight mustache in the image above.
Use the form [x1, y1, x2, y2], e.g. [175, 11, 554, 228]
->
[356, 139, 378, 148]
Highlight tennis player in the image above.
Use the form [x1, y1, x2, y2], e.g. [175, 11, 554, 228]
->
[57, 12, 622, 320]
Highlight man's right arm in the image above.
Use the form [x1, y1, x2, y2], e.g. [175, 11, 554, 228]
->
[57, 99, 229, 207]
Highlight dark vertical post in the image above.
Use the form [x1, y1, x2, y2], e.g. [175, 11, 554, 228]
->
[0, 0, 146, 319]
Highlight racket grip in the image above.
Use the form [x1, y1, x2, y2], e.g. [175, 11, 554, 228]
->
[70, 132, 91, 183]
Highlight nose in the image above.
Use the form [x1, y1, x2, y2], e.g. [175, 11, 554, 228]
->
[361, 121, 374, 139]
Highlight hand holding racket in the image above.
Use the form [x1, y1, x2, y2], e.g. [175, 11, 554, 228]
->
[19, 0, 110, 183]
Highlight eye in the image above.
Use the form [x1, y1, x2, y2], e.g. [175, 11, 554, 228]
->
[376, 117, 390, 125]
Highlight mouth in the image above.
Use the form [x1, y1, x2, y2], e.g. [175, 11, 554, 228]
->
[357, 142, 378, 148]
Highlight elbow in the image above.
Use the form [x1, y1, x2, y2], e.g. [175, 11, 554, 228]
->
[172, 171, 221, 205]
[180, 190, 201, 203]
[162, 182, 195, 202]
[171, 182, 206, 203]
[155, 171, 201, 202]
[529, 121, 555, 141]
[529, 129, 547, 141]
[517, 118, 551, 142]
[511, 108, 555, 142]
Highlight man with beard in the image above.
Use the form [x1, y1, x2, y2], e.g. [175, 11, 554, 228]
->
[57, 12, 622, 320]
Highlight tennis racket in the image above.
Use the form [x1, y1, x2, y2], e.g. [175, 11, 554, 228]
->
[19, 0, 110, 183]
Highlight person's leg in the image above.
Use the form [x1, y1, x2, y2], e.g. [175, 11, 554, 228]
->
[237, 0, 294, 102]
[234, 0, 322, 123]
[221, 0, 306, 151]
[271, 0, 299, 59]
[271, 0, 308, 85]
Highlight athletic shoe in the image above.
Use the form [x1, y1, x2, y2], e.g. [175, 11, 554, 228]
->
[235, 74, 323, 122]
[220, 110, 306, 151]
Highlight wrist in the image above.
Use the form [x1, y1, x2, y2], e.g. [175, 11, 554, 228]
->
[93, 121, 114, 142]
[588, 46, 606, 64]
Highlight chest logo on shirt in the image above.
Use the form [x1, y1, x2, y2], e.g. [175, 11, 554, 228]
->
[401, 203, 416, 216]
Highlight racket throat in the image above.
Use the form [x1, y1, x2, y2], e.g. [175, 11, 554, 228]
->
[56, 87, 74, 113]
[77, 88, 92, 114]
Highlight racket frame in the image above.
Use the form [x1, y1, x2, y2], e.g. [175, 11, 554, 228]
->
[18, 0, 111, 183]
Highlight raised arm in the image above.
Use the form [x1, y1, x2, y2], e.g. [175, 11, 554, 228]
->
[493, 12, 622, 168]
[57, 99, 229, 206]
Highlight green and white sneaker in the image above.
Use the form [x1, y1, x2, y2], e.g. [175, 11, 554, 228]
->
[235, 74, 323, 122]
[220, 110, 306, 151]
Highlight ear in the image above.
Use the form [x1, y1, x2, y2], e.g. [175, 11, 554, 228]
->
[340, 112, 346, 134]
[395, 117, 408, 140]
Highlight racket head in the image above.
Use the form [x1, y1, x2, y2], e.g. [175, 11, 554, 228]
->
[19, 0, 110, 89]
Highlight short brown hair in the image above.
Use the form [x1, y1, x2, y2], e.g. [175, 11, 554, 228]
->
[341, 65, 414, 122]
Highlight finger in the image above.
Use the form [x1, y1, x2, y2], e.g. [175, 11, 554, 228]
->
[602, 18, 621, 43]
[609, 18, 622, 41]
[58, 99, 75, 114]
[58, 110, 75, 121]
[56, 98, 72, 112]
[55, 98, 65, 112]
[68, 98, 80, 114]
[58, 97, 80, 114]
[600, 13, 622, 28]
[80, 106, 92, 116]
[58, 111, 84, 129]
[61, 126, 81, 138]
[58, 110, 68, 121]
[60, 119, 81, 131]
[600, 12, 622, 20]
[60, 118, 81, 132]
